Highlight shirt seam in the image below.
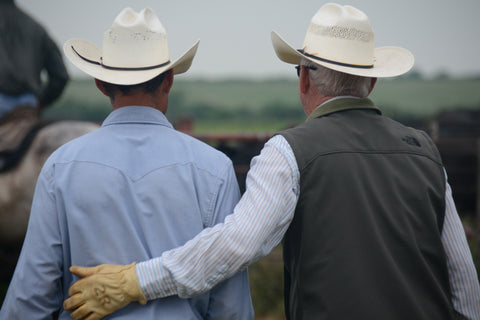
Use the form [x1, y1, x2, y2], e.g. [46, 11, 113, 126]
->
[205, 162, 230, 228]
[54, 159, 225, 183]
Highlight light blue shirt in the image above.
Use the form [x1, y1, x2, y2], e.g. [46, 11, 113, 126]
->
[137, 130, 480, 318]
[0, 106, 253, 319]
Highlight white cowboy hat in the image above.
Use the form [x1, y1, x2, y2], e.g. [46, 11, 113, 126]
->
[271, 3, 414, 78]
[64, 7, 199, 85]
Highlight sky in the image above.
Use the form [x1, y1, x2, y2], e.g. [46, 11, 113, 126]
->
[15, 0, 480, 80]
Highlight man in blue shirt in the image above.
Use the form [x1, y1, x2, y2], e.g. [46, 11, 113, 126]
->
[0, 0, 68, 116]
[0, 0, 68, 170]
[0, 7, 253, 320]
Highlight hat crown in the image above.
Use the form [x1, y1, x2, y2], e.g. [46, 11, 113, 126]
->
[113, 7, 165, 32]
[102, 7, 169, 69]
[303, 3, 375, 67]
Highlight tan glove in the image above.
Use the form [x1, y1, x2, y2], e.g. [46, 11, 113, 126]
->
[63, 262, 147, 320]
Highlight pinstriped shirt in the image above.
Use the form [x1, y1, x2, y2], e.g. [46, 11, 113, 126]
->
[137, 134, 480, 319]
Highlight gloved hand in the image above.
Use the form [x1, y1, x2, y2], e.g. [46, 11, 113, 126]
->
[63, 262, 147, 320]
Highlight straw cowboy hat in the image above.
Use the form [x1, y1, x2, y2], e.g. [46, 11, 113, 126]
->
[271, 3, 414, 78]
[64, 7, 199, 85]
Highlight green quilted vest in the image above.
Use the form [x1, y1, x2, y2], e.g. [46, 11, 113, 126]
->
[279, 98, 453, 320]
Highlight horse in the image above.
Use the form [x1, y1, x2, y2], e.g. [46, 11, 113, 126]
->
[0, 120, 99, 283]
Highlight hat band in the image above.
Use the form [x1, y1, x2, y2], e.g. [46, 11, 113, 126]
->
[72, 46, 171, 71]
[298, 50, 373, 69]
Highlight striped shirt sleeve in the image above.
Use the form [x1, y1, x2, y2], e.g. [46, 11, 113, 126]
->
[136, 137, 480, 319]
[442, 172, 480, 319]
[136, 135, 300, 299]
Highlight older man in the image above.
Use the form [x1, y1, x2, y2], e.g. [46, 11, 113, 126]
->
[64, 3, 480, 320]
[0, 7, 253, 320]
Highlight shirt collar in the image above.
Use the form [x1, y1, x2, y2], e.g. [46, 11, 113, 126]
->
[102, 106, 174, 129]
[306, 96, 380, 121]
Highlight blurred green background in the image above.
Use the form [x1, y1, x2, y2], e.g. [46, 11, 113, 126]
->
[45, 75, 480, 133]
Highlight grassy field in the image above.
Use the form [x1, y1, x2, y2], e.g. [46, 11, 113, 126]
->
[370, 77, 480, 118]
[44, 76, 480, 133]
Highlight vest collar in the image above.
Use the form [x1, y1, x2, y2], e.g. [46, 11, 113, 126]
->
[306, 97, 381, 121]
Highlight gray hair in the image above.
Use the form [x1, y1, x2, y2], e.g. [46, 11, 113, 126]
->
[301, 58, 373, 98]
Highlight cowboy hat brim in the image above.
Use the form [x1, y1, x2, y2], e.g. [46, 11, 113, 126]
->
[64, 39, 199, 85]
[271, 31, 414, 78]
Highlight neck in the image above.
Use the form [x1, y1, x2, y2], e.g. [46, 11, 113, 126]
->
[303, 95, 334, 116]
[111, 91, 167, 114]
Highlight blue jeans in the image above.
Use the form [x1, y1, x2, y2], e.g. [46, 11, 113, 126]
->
[0, 92, 37, 118]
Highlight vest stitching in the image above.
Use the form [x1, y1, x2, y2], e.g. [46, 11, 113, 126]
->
[301, 149, 444, 172]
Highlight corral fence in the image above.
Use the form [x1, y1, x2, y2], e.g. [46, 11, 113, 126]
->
[184, 109, 480, 228]
[424, 109, 480, 225]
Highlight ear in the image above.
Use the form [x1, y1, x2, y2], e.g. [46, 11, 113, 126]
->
[299, 66, 310, 94]
[162, 69, 174, 94]
[368, 77, 377, 95]
[94, 79, 109, 97]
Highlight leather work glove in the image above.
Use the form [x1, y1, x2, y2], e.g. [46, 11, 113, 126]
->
[63, 262, 147, 320]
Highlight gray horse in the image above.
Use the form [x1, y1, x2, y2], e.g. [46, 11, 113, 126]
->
[0, 120, 99, 282]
